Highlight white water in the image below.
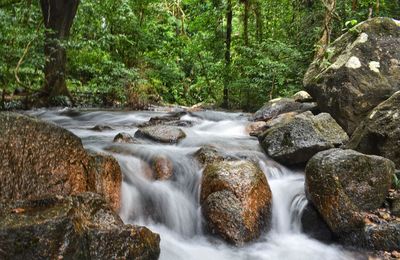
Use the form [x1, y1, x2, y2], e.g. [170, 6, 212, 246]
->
[27, 108, 358, 260]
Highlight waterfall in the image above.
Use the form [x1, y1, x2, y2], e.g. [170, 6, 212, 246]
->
[27, 108, 357, 260]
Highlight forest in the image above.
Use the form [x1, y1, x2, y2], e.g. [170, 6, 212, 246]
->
[1, 0, 399, 111]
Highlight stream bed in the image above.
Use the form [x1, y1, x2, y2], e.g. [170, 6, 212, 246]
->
[27, 108, 362, 260]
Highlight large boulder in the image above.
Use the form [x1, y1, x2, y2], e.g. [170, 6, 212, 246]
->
[304, 17, 400, 134]
[253, 98, 316, 121]
[347, 91, 400, 168]
[305, 149, 394, 235]
[135, 125, 186, 143]
[259, 112, 348, 165]
[0, 193, 160, 259]
[200, 160, 272, 246]
[0, 112, 122, 212]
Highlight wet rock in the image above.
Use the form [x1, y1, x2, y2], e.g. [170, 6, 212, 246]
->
[292, 91, 313, 103]
[246, 121, 268, 137]
[347, 91, 400, 168]
[253, 98, 317, 121]
[139, 111, 186, 127]
[200, 160, 272, 246]
[343, 221, 400, 252]
[0, 193, 160, 259]
[0, 112, 122, 212]
[305, 149, 395, 235]
[301, 202, 333, 243]
[89, 152, 123, 212]
[151, 155, 174, 180]
[259, 112, 349, 165]
[135, 125, 186, 143]
[113, 132, 140, 144]
[90, 124, 114, 131]
[304, 18, 400, 134]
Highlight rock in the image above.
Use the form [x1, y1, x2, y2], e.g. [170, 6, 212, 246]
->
[305, 148, 395, 235]
[304, 17, 400, 134]
[388, 191, 400, 217]
[343, 221, 400, 251]
[194, 146, 236, 166]
[135, 125, 186, 143]
[113, 132, 139, 144]
[89, 152, 123, 212]
[253, 98, 317, 121]
[292, 91, 313, 102]
[259, 112, 349, 165]
[0, 193, 160, 259]
[151, 155, 174, 180]
[0, 112, 122, 212]
[139, 111, 186, 127]
[246, 121, 268, 137]
[200, 160, 272, 245]
[90, 124, 114, 131]
[347, 91, 400, 168]
[301, 202, 333, 243]
[264, 111, 298, 129]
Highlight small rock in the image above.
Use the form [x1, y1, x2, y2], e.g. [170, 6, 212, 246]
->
[135, 125, 186, 143]
[90, 124, 114, 131]
[292, 91, 313, 102]
[151, 155, 174, 180]
[113, 132, 139, 144]
[253, 98, 316, 121]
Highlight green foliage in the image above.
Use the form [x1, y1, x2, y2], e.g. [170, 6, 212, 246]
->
[1, 0, 399, 109]
[394, 172, 400, 190]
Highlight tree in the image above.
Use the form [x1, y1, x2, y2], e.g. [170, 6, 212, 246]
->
[222, 0, 233, 109]
[315, 0, 336, 59]
[39, 0, 79, 105]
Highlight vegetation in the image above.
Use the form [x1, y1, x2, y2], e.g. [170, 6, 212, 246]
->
[0, 0, 399, 110]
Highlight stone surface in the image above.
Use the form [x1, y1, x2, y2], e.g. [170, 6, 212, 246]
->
[253, 98, 317, 122]
[151, 155, 174, 180]
[301, 202, 333, 243]
[246, 121, 268, 137]
[347, 91, 400, 168]
[259, 112, 349, 165]
[135, 125, 186, 143]
[0, 112, 122, 212]
[200, 160, 272, 246]
[0, 193, 160, 260]
[113, 132, 139, 144]
[304, 18, 400, 134]
[292, 91, 313, 102]
[305, 149, 395, 235]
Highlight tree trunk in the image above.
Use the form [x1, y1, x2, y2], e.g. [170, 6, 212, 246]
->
[315, 0, 336, 60]
[40, 0, 79, 105]
[243, 0, 249, 46]
[254, 1, 263, 43]
[352, 0, 358, 11]
[222, 0, 233, 109]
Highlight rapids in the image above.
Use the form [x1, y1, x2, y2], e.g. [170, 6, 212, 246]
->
[27, 108, 360, 260]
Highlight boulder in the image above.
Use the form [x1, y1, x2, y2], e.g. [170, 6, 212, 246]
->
[151, 155, 174, 180]
[347, 91, 400, 168]
[253, 98, 317, 121]
[138, 111, 186, 127]
[200, 160, 272, 245]
[259, 112, 349, 165]
[246, 121, 268, 137]
[113, 132, 140, 144]
[89, 152, 123, 212]
[135, 125, 186, 143]
[304, 17, 400, 134]
[305, 149, 395, 235]
[292, 91, 313, 102]
[0, 193, 160, 259]
[0, 112, 122, 212]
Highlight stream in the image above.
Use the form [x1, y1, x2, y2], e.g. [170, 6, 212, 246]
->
[27, 108, 360, 260]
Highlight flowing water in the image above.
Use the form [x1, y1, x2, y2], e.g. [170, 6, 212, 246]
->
[27, 108, 360, 260]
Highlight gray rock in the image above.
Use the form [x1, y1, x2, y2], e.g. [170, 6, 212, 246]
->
[304, 18, 400, 134]
[259, 112, 348, 165]
[347, 91, 400, 168]
[305, 149, 394, 235]
[135, 125, 186, 143]
[113, 132, 140, 144]
[292, 91, 313, 102]
[301, 202, 333, 243]
[253, 98, 317, 121]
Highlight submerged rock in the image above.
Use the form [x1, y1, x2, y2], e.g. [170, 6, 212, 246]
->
[301, 202, 333, 243]
[347, 91, 400, 168]
[0, 193, 160, 259]
[200, 160, 272, 246]
[0, 112, 122, 212]
[151, 155, 174, 180]
[90, 124, 114, 131]
[259, 112, 348, 165]
[305, 149, 394, 235]
[304, 17, 400, 134]
[135, 125, 186, 143]
[253, 98, 316, 122]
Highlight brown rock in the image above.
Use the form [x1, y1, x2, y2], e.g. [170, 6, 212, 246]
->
[246, 121, 267, 137]
[200, 160, 272, 245]
[151, 155, 174, 180]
